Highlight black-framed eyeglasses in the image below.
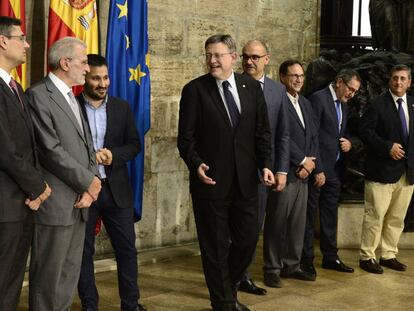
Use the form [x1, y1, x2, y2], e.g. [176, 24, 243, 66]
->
[344, 81, 359, 95]
[4, 34, 27, 42]
[240, 54, 267, 62]
[286, 73, 305, 80]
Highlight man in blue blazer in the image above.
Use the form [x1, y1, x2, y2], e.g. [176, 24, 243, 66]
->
[263, 60, 320, 287]
[302, 69, 361, 278]
[238, 39, 289, 295]
[359, 64, 414, 274]
[77, 54, 146, 311]
[177, 34, 274, 311]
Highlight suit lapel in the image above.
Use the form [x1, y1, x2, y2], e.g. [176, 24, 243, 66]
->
[205, 74, 232, 128]
[45, 77, 86, 144]
[235, 74, 248, 127]
[287, 96, 305, 130]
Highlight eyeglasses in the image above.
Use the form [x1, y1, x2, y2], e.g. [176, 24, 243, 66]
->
[286, 73, 305, 80]
[240, 54, 267, 62]
[5, 34, 27, 42]
[344, 81, 359, 95]
[204, 52, 233, 60]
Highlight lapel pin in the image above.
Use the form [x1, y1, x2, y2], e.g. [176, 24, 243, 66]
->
[243, 84, 246, 88]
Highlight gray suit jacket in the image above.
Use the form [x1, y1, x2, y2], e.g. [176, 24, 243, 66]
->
[27, 76, 97, 226]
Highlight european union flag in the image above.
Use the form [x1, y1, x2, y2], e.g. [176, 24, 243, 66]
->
[106, 0, 150, 221]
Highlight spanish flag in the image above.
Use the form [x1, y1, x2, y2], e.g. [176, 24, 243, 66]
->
[0, 0, 27, 89]
[47, 0, 99, 57]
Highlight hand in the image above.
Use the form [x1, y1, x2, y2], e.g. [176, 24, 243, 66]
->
[197, 163, 216, 185]
[296, 166, 309, 179]
[314, 172, 326, 188]
[97, 148, 113, 165]
[389, 143, 405, 160]
[273, 173, 287, 192]
[74, 192, 94, 209]
[262, 168, 275, 186]
[339, 138, 352, 152]
[24, 183, 52, 211]
[303, 156, 316, 174]
[87, 176, 102, 201]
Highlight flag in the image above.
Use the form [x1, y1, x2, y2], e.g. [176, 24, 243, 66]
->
[106, 0, 151, 221]
[0, 0, 27, 89]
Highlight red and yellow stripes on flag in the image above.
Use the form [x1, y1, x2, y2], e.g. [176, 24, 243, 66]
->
[47, 0, 98, 54]
[0, 0, 27, 89]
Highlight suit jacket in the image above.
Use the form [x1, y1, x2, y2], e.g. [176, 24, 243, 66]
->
[0, 78, 45, 222]
[286, 94, 319, 183]
[359, 91, 414, 184]
[263, 76, 289, 173]
[27, 76, 97, 226]
[78, 95, 141, 209]
[177, 73, 272, 199]
[308, 86, 348, 178]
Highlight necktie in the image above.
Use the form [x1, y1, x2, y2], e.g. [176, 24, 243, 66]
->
[67, 91, 84, 135]
[397, 97, 408, 145]
[335, 99, 342, 132]
[9, 78, 24, 110]
[222, 80, 240, 127]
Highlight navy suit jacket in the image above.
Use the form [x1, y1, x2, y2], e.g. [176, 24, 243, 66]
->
[263, 76, 289, 173]
[177, 73, 272, 199]
[359, 91, 414, 184]
[286, 94, 319, 183]
[78, 95, 141, 209]
[308, 86, 348, 178]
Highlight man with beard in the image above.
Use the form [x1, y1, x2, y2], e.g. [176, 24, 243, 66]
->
[77, 54, 145, 311]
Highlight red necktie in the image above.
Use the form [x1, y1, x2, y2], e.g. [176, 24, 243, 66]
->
[9, 78, 24, 110]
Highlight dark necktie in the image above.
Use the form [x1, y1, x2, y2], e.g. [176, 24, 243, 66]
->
[397, 97, 408, 145]
[9, 78, 24, 110]
[222, 80, 240, 127]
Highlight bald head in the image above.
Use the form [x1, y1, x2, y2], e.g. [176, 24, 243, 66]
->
[241, 39, 270, 80]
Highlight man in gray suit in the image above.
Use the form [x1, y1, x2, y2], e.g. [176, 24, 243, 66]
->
[238, 39, 289, 295]
[27, 37, 101, 311]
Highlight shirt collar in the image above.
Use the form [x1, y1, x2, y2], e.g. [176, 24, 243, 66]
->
[48, 72, 71, 96]
[82, 93, 108, 109]
[389, 89, 407, 105]
[0, 67, 12, 86]
[216, 71, 236, 90]
[286, 92, 299, 104]
[329, 83, 339, 102]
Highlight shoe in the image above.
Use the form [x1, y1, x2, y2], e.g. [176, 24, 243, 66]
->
[322, 258, 354, 273]
[359, 259, 384, 274]
[379, 258, 407, 271]
[283, 268, 316, 281]
[238, 278, 267, 295]
[263, 273, 282, 288]
[234, 299, 251, 311]
[134, 304, 148, 311]
[301, 263, 317, 279]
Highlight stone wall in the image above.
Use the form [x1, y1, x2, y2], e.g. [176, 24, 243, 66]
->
[23, 0, 321, 255]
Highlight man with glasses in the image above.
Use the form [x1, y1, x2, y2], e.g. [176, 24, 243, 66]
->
[0, 16, 51, 310]
[301, 69, 361, 279]
[263, 60, 320, 286]
[359, 64, 414, 274]
[238, 39, 289, 294]
[177, 34, 274, 311]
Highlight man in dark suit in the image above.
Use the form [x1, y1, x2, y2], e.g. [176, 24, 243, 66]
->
[359, 64, 414, 274]
[0, 16, 51, 310]
[263, 60, 319, 287]
[27, 37, 101, 310]
[77, 54, 145, 311]
[177, 34, 274, 311]
[302, 69, 361, 278]
[238, 39, 289, 295]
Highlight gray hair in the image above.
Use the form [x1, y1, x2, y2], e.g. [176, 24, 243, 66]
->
[205, 34, 236, 53]
[390, 64, 412, 80]
[243, 39, 269, 54]
[48, 37, 87, 70]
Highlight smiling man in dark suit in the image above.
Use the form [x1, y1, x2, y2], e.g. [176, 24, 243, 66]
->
[359, 64, 414, 274]
[76, 54, 145, 311]
[238, 39, 289, 295]
[177, 34, 274, 311]
[0, 16, 51, 311]
[302, 69, 361, 278]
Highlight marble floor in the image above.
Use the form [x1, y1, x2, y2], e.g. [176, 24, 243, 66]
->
[17, 238, 414, 311]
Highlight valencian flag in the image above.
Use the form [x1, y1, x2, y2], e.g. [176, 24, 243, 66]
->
[0, 0, 27, 89]
[106, 0, 151, 220]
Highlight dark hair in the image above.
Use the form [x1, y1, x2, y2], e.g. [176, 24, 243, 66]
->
[87, 54, 108, 67]
[279, 60, 303, 77]
[334, 68, 361, 84]
[0, 16, 21, 36]
[390, 64, 412, 79]
[204, 34, 236, 53]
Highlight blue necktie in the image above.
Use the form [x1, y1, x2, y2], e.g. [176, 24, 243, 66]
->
[335, 99, 342, 132]
[397, 98, 409, 145]
[222, 81, 240, 127]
